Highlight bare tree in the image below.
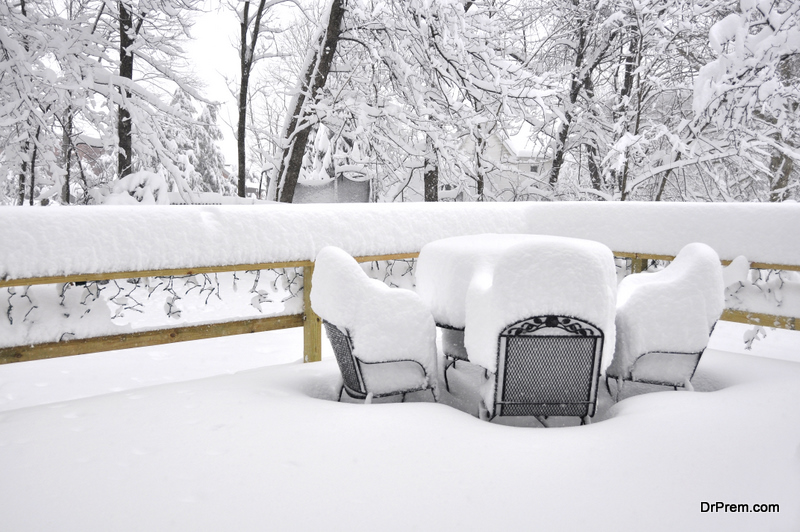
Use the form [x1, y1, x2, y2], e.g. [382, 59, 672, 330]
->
[272, 0, 345, 203]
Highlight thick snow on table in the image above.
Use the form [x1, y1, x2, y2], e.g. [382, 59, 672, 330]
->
[416, 234, 536, 328]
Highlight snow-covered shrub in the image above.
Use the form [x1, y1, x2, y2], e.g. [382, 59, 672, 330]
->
[102, 171, 171, 205]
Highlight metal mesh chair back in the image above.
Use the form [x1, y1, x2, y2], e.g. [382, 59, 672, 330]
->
[323, 320, 364, 395]
[495, 316, 603, 418]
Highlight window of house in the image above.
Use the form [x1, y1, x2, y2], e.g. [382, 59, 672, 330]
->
[530, 164, 539, 173]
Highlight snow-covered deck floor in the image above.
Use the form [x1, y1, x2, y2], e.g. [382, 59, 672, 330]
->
[1, 322, 799, 531]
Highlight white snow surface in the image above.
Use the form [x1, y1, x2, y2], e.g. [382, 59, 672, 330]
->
[310, 246, 438, 392]
[2, 202, 799, 281]
[416, 233, 538, 328]
[608, 243, 725, 378]
[463, 236, 617, 376]
[1, 325, 799, 531]
[709, 13, 742, 53]
[722, 255, 751, 287]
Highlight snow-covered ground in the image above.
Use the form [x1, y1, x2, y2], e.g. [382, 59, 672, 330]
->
[1, 321, 798, 531]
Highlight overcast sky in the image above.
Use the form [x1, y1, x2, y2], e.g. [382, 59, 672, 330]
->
[187, 2, 241, 164]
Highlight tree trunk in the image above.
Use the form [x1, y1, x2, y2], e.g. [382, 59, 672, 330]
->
[117, 1, 134, 178]
[585, 143, 602, 190]
[547, 9, 586, 189]
[547, 3, 616, 190]
[17, 150, 27, 205]
[29, 137, 39, 206]
[654, 152, 681, 201]
[423, 160, 438, 202]
[769, 151, 793, 202]
[236, 78, 249, 197]
[548, 113, 572, 188]
[276, 0, 345, 203]
[237, 36, 249, 197]
[62, 109, 73, 203]
[17, 0, 29, 205]
[616, 29, 640, 201]
[236, 0, 269, 198]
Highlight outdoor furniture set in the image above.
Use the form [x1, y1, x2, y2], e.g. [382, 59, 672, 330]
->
[311, 234, 724, 426]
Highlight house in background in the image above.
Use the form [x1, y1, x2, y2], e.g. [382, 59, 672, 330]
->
[501, 135, 552, 178]
[452, 126, 552, 201]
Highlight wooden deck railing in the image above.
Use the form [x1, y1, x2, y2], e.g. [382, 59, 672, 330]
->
[0, 250, 796, 365]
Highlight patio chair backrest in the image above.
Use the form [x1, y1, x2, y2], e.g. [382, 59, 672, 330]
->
[323, 320, 365, 396]
[495, 315, 603, 418]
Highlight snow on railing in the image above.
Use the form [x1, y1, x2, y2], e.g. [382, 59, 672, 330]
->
[1, 202, 798, 364]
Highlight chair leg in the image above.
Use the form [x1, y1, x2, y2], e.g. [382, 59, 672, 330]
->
[430, 388, 438, 403]
[605, 375, 623, 403]
[364, 392, 373, 405]
[443, 357, 452, 393]
[535, 415, 549, 428]
[337, 383, 345, 402]
[401, 392, 406, 403]
[478, 401, 490, 421]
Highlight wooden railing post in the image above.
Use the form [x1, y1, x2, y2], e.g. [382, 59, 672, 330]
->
[631, 256, 648, 274]
[303, 262, 322, 363]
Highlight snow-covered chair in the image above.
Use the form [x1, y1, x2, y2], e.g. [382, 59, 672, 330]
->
[605, 243, 724, 400]
[311, 246, 439, 403]
[464, 237, 617, 425]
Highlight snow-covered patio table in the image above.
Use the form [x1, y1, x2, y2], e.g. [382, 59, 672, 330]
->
[416, 234, 541, 331]
[417, 234, 615, 338]
[416, 233, 618, 405]
[416, 234, 547, 372]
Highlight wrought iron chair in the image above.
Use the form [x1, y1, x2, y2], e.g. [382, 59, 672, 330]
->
[604, 243, 724, 401]
[481, 315, 604, 426]
[311, 246, 439, 404]
[440, 325, 468, 392]
[323, 320, 437, 403]
[464, 237, 617, 426]
[605, 348, 707, 401]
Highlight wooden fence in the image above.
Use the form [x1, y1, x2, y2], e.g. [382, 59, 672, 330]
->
[0, 250, 796, 366]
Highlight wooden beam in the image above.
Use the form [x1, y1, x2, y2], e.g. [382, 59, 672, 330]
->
[0, 314, 305, 365]
[354, 252, 420, 263]
[721, 309, 796, 331]
[613, 251, 676, 262]
[612, 251, 800, 272]
[302, 263, 322, 363]
[0, 261, 312, 288]
[745, 262, 800, 272]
